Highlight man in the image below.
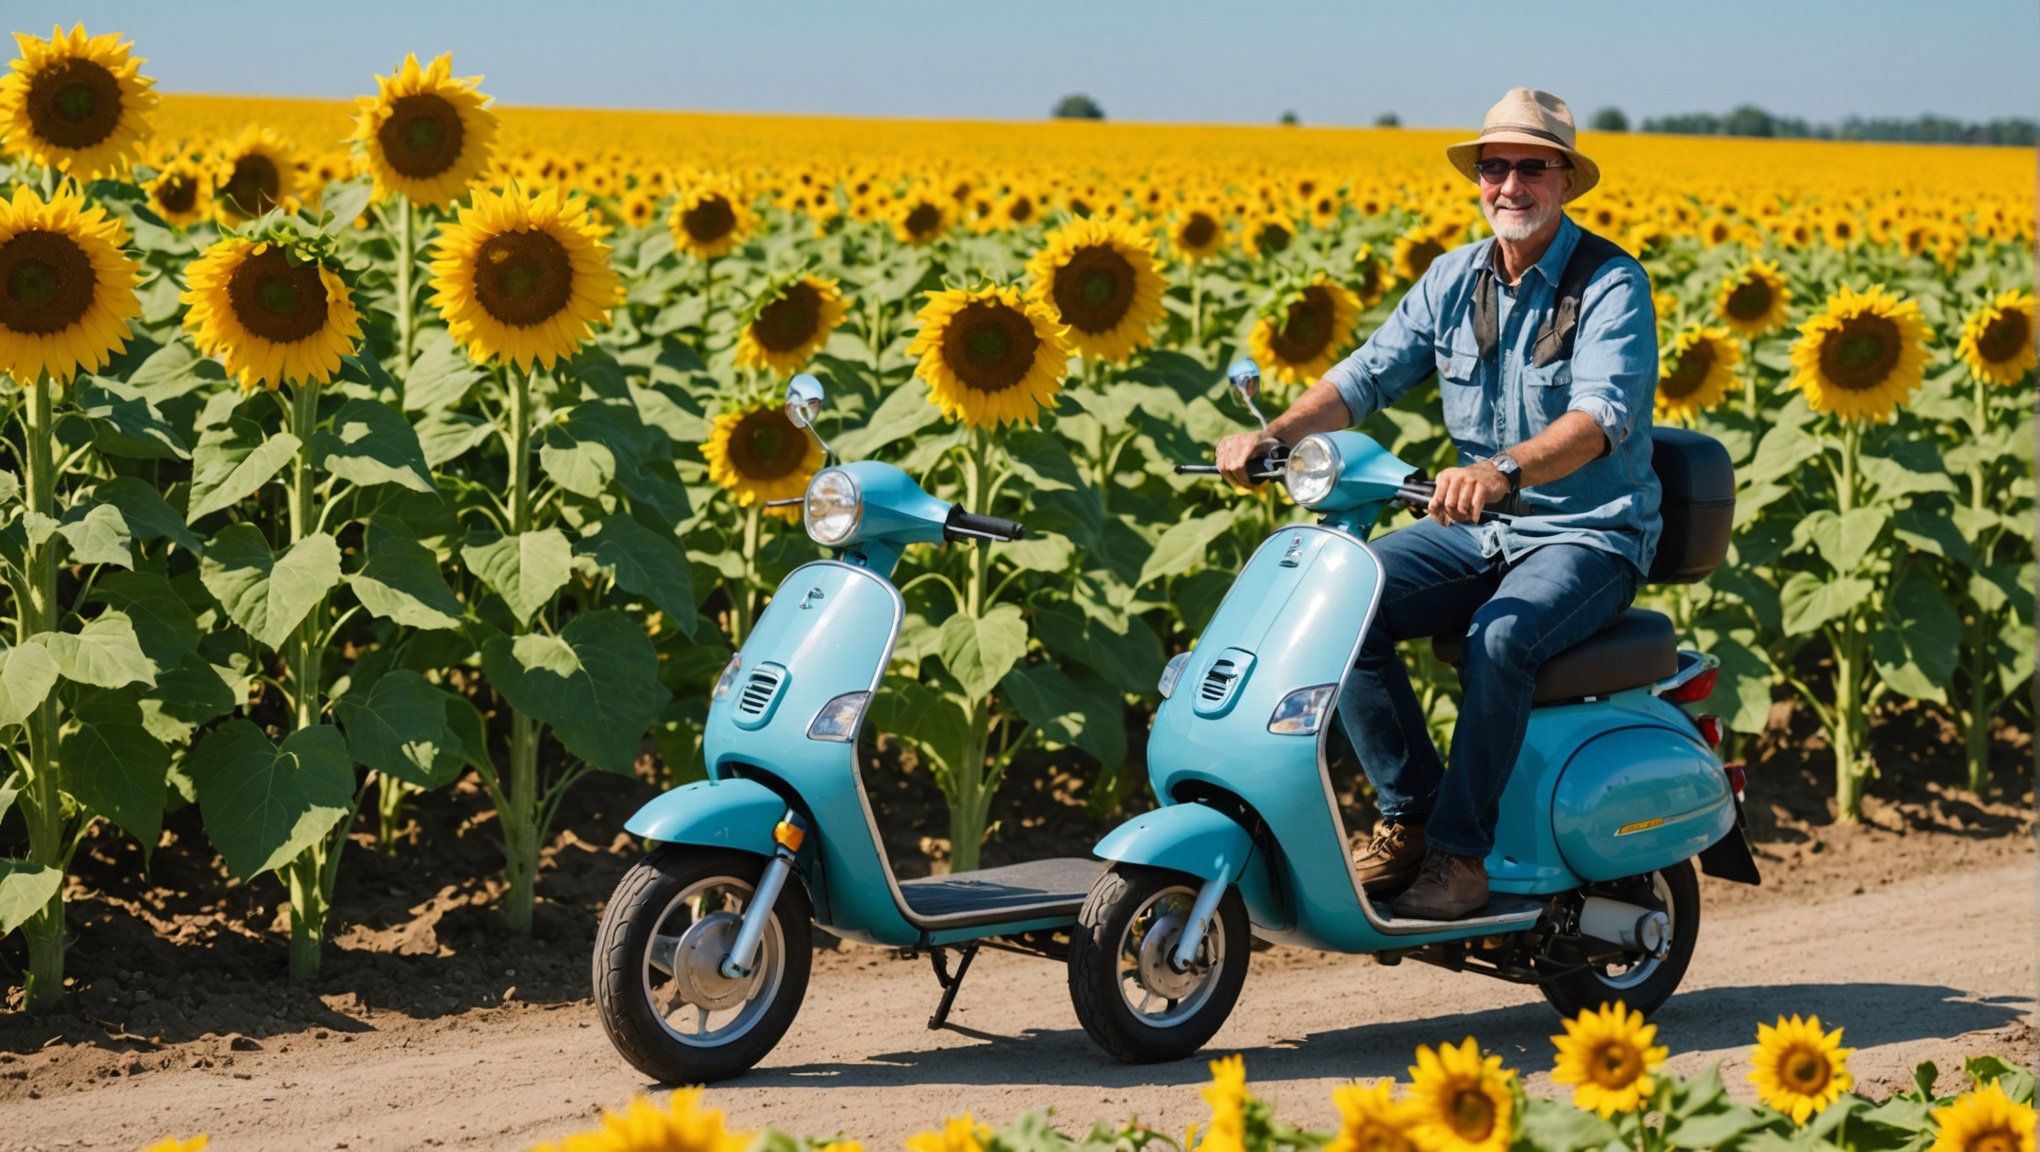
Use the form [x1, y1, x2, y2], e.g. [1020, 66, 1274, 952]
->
[1215, 88, 1661, 921]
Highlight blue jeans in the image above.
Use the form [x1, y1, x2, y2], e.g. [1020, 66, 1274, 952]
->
[1337, 518, 1639, 859]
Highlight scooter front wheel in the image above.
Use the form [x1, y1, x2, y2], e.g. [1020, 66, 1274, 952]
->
[1068, 864, 1249, 1063]
[593, 845, 812, 1083]
[1540, 858, 1699, 1019]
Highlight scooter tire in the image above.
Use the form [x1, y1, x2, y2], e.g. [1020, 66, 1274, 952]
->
[1540, 858, 1699, 1019]
[1068, 864, 1249, 1064]
[593, 845, 812, 1083]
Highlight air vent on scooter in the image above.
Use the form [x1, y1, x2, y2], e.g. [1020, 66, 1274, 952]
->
[1191, 648, 1256, 718]
[731, 662, 790, 730]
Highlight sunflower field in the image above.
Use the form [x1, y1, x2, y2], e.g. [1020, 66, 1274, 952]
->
[0, 26, 2032, 1012]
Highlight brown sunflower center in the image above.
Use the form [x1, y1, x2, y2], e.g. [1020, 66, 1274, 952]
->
[1781, 1047, 1830, 1092]
[1818, 314, 1902, 393]
[727, 407, 808, 481]
[154, 172, 199, 215]
[681, 194, 736, 244]
[752, 281, 822, 352]
[1006, 196, 1035, 224]
[1356, 260, 1381, 299]
[1051, 245, 1136, 334]
[1447, 1087, 1496, 1141]
[25, 58, 123, 151]
[1403, 239, 1445, 280]
[903, 202, 943, 238]
[941, 299, 1042, 394]
[1269, 287, 1335, 365]
[1969, 1131, 2019, 1152]
[473, 229, 574, 328]
[1660, 338, 1718, 399]
[1180, 212, 1217, 250]
[1347, 1122, 1413, 1152]
[221, 153, 282, 218]
[1254, 220, 1292, 253]
[377, 92, 467, 179]
[1976, 309, 2031, 365]
[1725, 277, 1775, 321]
[1589, 1041, 1643, 1089]
[226, 246, 331, 344]
[0, 229, 97, 336]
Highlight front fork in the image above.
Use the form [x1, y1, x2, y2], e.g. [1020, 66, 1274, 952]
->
[1169, 866, 1231, 972]
[722, 810, 808, 980]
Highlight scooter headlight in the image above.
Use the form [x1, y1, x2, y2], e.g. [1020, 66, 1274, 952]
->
[804, 468, 862, 547]
[1267, 684, 1336, 735]
[1285, 434, 1340, 507]
[1157, 652, 1192, 699]
[710, 654, 742, 701]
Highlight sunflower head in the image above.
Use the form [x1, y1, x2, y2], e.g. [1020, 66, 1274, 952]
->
[1657, 326, 1742, 423]
[0, 184, 140, 384]
[893, 190, 951, 246]
[669, 176, 752, 260]
[0, 24, 157, 179]
[212, 126, 296, 222]
[1352, 243, 1388, 309]
[145, 157, 213, 228]
[702, 400, 824, 519]
[1327, 1081, 1420, 1152]
[139, 1139, 207, 1152]
[428, 181, 620, 370]
[1716, 259, 1791, 339]
[181, 222, 361, 392]
[350, 52, 497, 208]
[734, 272, 848, 377]
[1788, 284, 1929, 424]
[1171, 205, 1228, 262]
[1928, 1079, 2035, 1152]
[1025, 216, 1167, 365]
[1748, 1014, 1856, 1125]
[1393, 223, 1455, 284]
[1249, 275, 1362, 386]
[1957, 289, 2036, 387]
[538, 1089, 751, 1152]
[1242, 212, 1295, 258]
[903, 1116, 992, 1152]
[907, 284, 1070, 429]
[1549, 1001, 1669, 1119]
[1407, 1038, 1517, 1152]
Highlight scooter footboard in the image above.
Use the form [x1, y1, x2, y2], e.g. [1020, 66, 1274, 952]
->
[624, 777, 784, 857]
[1092, 802, 1286, 930]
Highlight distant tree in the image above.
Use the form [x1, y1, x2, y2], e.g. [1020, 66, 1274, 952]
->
[1590, 106, 1629, 132]
[1722, 104, 1776, 137]
[1280, 110, 1300, 126]
[1052, 94, 1104, 120]
[1375, 112, 1400, 128]
[1642, 106, 2027, 145]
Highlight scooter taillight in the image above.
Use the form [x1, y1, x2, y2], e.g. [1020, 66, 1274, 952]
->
[1724, 760, 1747, 796]
[1662, 667, 1717, 705]
[1696, 714, 1724, 748]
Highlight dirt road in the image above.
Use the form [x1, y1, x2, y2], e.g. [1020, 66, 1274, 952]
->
[6, 857, 2033, 1152]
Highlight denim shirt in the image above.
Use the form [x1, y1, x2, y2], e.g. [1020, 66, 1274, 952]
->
[1323, 216, 1662, 575]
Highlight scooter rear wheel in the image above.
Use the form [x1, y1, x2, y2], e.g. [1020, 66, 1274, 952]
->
[593, 845, 812, 1083]
[1068, 864, 1249, 1063]
[1541, 858, 1699, 1019]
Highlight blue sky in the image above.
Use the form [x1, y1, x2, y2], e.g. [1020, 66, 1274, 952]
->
[21, 1, 2039, 127]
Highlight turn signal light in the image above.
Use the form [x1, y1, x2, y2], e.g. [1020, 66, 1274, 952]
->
[1696, 714, 1724, 748]
[1662, 668, 1717, 705]
[1724, 760, 1747, 796]
[772, 819, 806, 852]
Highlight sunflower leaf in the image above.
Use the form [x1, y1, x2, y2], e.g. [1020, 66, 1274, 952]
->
[188, 720, 354, 881]
[0, 860, 62, 936]
[1136, 508, 1237, 587]
[186, 419, 302, 523]
[316, 177, 375, 240]
[575, 517, 695, 639]
[137, 648, 238, 744]
[40, 611, 157, 689]
[402, 329, 485, 414]
[62, 685, 171, 849]
[462, 528, 573, 625]
[1871, 565, 1960, 702]
[71, 378, 190, 460]
[199, 524, 343, 649]
[309, 398, 436, 492]
[1778, 572, 1874, 637]
[347, 526, 464, 631]
[55, 502, 133, 569]
[334, 668, 463, 789]
[90, 476, 204, 554]
[478, 609, 667, 774]
[937, 603, 1028, 700]
[0, 641, 61, 726]
[87, 570, 200, 670]
[1001, 660, 1124, 769]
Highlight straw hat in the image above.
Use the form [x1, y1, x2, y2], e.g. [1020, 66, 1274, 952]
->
[1446, 88, 1600, 202]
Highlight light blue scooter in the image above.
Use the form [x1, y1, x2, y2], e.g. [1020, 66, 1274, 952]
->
[1066, 360, 1759, 1063]
[594, 375, 1102, 1083]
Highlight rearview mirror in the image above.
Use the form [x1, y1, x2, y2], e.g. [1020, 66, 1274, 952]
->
[784, 374, 825, 429]
[1226, 358, 1268, 430]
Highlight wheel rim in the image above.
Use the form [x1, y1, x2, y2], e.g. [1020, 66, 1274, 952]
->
[641, 874, 784, 1047]
[1587, 871, 1675, 991]
[1112, 883, 1227, 1028]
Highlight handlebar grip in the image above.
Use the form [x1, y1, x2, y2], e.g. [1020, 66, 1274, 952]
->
[945, 506, 1026, 543]
[1397, 480, 1540, 522]
[1176, 452, 1284, 480]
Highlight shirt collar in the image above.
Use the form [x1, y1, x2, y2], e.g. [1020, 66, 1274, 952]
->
[1486, 213, 1581, 288]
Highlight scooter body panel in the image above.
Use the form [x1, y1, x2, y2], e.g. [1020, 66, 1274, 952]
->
[624, 777, 785, 857]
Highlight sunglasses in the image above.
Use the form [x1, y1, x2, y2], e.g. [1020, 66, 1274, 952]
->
[1473, 158, 1573, 184]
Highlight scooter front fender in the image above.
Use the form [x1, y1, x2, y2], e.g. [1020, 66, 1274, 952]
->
[624, 777, 784, 857]
[1093, 802, 1254, 882]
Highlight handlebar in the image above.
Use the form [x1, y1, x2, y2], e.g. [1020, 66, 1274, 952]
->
[1395, 478, 1537, 523]
[1174, 448, 1287, 482]
[945, 506, 1026, 543]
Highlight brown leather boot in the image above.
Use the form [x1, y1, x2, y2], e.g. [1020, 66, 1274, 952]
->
[1391, 851, 1490, 920]
[1351, 819, 1427, 892]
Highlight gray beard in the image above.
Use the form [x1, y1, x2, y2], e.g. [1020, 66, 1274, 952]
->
[1485, 198, 1558, 242]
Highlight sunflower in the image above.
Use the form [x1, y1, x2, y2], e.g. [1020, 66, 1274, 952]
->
[1716, 259, 1791, 339]
[734, 274, 847, 376]
[1025, 216, 1167, 365]
[1352, 243, 1388, 309]
[535, 1090, 752, 1152]
[140, 1139, 207, 1152]
[907, 284, 1070, 428]
[669, 177, 752, 260]
[1788, 284, 1929, 423]
[1657, 326, 1741, 422]
[1196, 1055, 1250, 1152]
[703, 401, 823, 517]
[1407, 1038, 1516, 1152]
[1956, 289, 2036, 387]
[1747, 1014, 1856, 1124]
[1326, 1081, 1420, 1152]
[1928, 1080, 2035, 1152]
[893, 189, 951, 245]
[0, 185, 140, 384]
[428, 182, 620, 370]
[1549, 1001, 1669, 1118]
[1242, 212, 1295, 258]
[349, 52, 496, 208]
[144, 157, 211, 228]
[904, 1116, 991, 1152]
[1249, 276, 1361, 385]
[1393, 223, 1454, 284]
[212, 127, 295, 222]
[182, 235, 360, 391]
[1171, 204, 1227, 262]
[0, 24, 157, 179]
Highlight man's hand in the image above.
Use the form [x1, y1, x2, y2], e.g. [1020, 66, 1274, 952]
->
[1216, 431, 1280, 489]
[1428, 462, 1511, 525]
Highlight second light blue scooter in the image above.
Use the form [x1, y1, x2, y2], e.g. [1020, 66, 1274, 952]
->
[1066, 360, 1759, 1063]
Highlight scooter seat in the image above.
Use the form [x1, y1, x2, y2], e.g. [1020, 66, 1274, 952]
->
[1430, 608, 1678, 705]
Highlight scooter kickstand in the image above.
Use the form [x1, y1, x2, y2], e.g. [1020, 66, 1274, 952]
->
[925, 942, 980, 1030]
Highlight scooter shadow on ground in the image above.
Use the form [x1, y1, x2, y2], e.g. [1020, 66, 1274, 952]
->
[726, 981, 2027, 1091]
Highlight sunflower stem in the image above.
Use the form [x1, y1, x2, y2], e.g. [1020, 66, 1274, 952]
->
[396, 197, 416, 370]
[1961, 371, 1997, 794]
[283, 380, 341, 981]
[17, 372, 67, 1012]
[501, 362, 541, 934]
[731, 502, 761, 647]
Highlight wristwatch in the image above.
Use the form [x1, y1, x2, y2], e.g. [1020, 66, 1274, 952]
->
[1486, 451, 1522, 495]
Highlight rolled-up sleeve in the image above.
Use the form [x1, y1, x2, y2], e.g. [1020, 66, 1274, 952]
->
[1322, 271, 1443, 426]
[1566, 261, 1657, 450]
